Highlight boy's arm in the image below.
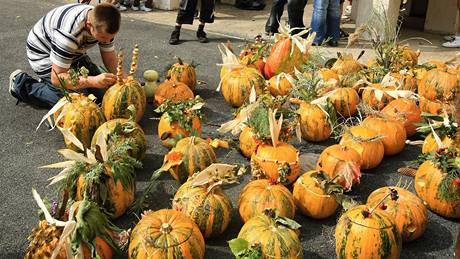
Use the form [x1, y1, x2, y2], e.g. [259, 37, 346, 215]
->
[51, 63, 116, 90]
[100, 49, 118, 75]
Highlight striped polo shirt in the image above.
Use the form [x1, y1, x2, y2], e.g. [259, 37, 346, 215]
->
[26, 3, 114, 78]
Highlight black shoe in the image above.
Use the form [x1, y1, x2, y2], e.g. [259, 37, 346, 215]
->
[340, 28, 349, 39]
[328, 41, 339, 47]
[197, 30, 209, 43]
[9, 69, 24, 103]
[169, 30, 180, 45]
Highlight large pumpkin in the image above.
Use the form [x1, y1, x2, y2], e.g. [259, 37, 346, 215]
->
[293, 171, 339, 219]
[91, 118, 147, 160]
[362, 116, 407, 156]
[158, 113, 202, 148]
[154, 80, 194, 107]
[54, 94, 106, 151]
[267, 72, 294, 96]
[335, 205, 402, 259]
[165, 137, 216, 183]
[129, 209, 205, 259]
[167, 57, 197, 91]
[239, 126, 259, 158]
[415, 160, 460, 218]
[328, 88, 360, 117]
[316, 144, 362, 189]
[296, 102, 332, 142]
[418, 68, 458, 102]
[367, 186, 428, 242]
[237, 210, 303, 258]
[339, 126, 385, 170]
[220, 67, 265, 107]
[382, 98, 422, 137]
[251, 142, 300, 184]
[238, 179, 295, 222]
[264, 36, 309, 79]
[172, 180, 232, 238]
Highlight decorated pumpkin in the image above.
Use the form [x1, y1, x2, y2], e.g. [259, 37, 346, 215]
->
[219, 66, 265, 107]
[154, 80, 194, 107]
[382, 98, 422, 137]
[102, 46, 147, 122]
[296, 101, 333, 142]
[328, 87, 360, 117]
[331, 53, 363, 76]
[361, 83, 395, 111]
[422, 133, 453, 154]
[129, 209, 205, 259]
[267, 72, 295, 96]
[362, 116, 407, 156]
[167, 57, 197, 91]
[239, 126, 259, 158]
[418, 68, 458, 102]
[419, 96, 451, 116]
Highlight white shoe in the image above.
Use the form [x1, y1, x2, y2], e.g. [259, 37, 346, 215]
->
[140, 5, 152, 11]
[444, 34, 456, 41]
[131, 5, 140, 11]
[442, 38, 460, 48]
[115, 3, 128, 11]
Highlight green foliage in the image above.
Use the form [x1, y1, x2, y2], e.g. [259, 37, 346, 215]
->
[247, 106, 270, 141]
[155, 96, 205, 132]
[310, 171, 357, 210]
[290, 72, 321, 102]
[228, 238, 262, 259]
[415, 112, 458, 138]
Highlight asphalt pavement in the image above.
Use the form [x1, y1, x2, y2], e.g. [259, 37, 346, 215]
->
[0, 0, 459, 258]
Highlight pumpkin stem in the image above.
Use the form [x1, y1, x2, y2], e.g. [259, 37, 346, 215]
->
[129, 44, 139, 77]
[160, 223, 173, 234]
[176, 56, 184, 65]
[117, 50, 124, 84]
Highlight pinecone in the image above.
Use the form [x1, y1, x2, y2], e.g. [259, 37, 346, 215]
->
[25, 220, 63, 259]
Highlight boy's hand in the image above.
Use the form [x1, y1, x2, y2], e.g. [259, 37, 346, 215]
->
[90, 73, 117, 88]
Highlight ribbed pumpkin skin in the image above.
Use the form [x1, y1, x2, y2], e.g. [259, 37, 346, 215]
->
[267, 74, 293, 96]
[367, 187, 428, 242]
[415, 161, 460, 218]
[172, 181, 232, 238]
[221, 67, 265, 107]
[339, 126, 384, 170]
[293, 171, 339, 219]
[238, 179, 295, 222]
[91, 119, 147, 160]
[102, 79, 146, 122]
[238, 213, 303, 259]
[362, 116, 407, 156]
[56, 95, 106, 151]
[419, 96, 450, 116]
[382, 98, 422, 137]
[239, 126, 258, 158]
[297, 102, 332, 142]
[167, 61, 197, 91]
[418, 68, 458, 102]
[316, 144, 362, 187]
[335, 205, 402, 259]
[169, 137, 217, 183]
[252, 143, 300, 184]
[76, 165, 135, 219]
[129, 209, 205, 259]
[328, 88, 360, 117]
[264, 38, 309, 79]
[154, 80, 194, 107]
[331, 57, 362, 76]
[422, 133, 453, 154]
[158, 114, 202, 149]
[362, 84, 395, 110]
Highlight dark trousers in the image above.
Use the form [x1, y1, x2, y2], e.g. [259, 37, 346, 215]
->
[265, 0, 308, 33]
[15, 55, 105, 109]
[176, 0, 215, 24]
[133, 0, 153, 8]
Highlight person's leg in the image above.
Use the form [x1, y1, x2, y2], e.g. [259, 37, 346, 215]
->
[310, 0, 328, 44]
[442, 0, 460, 47]
[170, 0, 198, 44]
[265, 0, 287, 34]
[287, 0, 307, 35]
[325, 0, 340, 45]
[196, 0, 215, 42]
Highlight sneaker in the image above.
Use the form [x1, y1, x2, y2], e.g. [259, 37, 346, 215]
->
[115, 3, 128, 11]
[442, 38, 460, 48]
[140, 5, 152, 12]
[131, 5, 140, 11]
[196, 30, 209, 43]
[443, 34, 456, 41]
[169, 30, 180, 45]
[9, 69, 24, 102]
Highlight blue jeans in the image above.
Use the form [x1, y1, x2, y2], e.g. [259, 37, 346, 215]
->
[310, 0, 340, 44]
[14, 55, 105, 108]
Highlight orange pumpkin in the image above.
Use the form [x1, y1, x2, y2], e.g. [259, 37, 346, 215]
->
[154, 80, 194, 107]
[220, 67, 265, 107]
[167, 57, 197, 91]
[158, 113, 202, 148]
[382, 98, 422, 137]
[328, 88, 360, 117]
[422, 133, 453, 154]
[251, 142, 300, 184]
[415, 161, 460, 218]
[390, 71, 417, 91]
[316, 144, 362, 189]
[361, 83, 395, 110]
[419, 96, 451, 116]
[367, 187, 428, 242]
[129, 209, 205, 259]
[335, 205, 402, 259]
[362, 116, 407, 156]
[331, 54, 363, 76]
[293, 171, 339, 219]
[339, 126, 385, 170]
[418, 68, 458, 102]
[264, 36, 309, 78]
[267, 72, 294, 96]
[238, 179, 296, 222]
[297, 102, 332, 142]
[239, 126, 259, 158]
[392, 45, 419, 70]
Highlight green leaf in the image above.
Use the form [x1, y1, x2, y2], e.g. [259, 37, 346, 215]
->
[228, 238, 262, 259]
[275, 216, 302, 230]
[229, 238, 250, 256]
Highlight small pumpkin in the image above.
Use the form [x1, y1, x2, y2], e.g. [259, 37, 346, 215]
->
[167, 57, 197, 91]
[367, 186, 428, 242]
[361, 83, 395, 111]
[339, 126, 385, 170]
[328, 87, 360, 118]
[382, 98, 422, 137]
[331, 53, 363, 76]
[419, 96, 451, 116]
[154, 80, 194, 107]
[362, 116, 407, 156]
[418, 68, 458, 102]
[220, 66, 265, 107]
[238, 179, 296, 222]
[296, 101, 332, 142]
[267, 72, 295, 96]
[128, 209, 205, 259]
[239, 126, 259, 158]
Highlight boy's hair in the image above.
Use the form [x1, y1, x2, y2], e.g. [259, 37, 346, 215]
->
[93, 3, 121, 34]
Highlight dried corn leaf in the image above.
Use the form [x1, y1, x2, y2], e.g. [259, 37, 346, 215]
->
[57, 126, 84, 152]
[190, 163, 238, 187]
